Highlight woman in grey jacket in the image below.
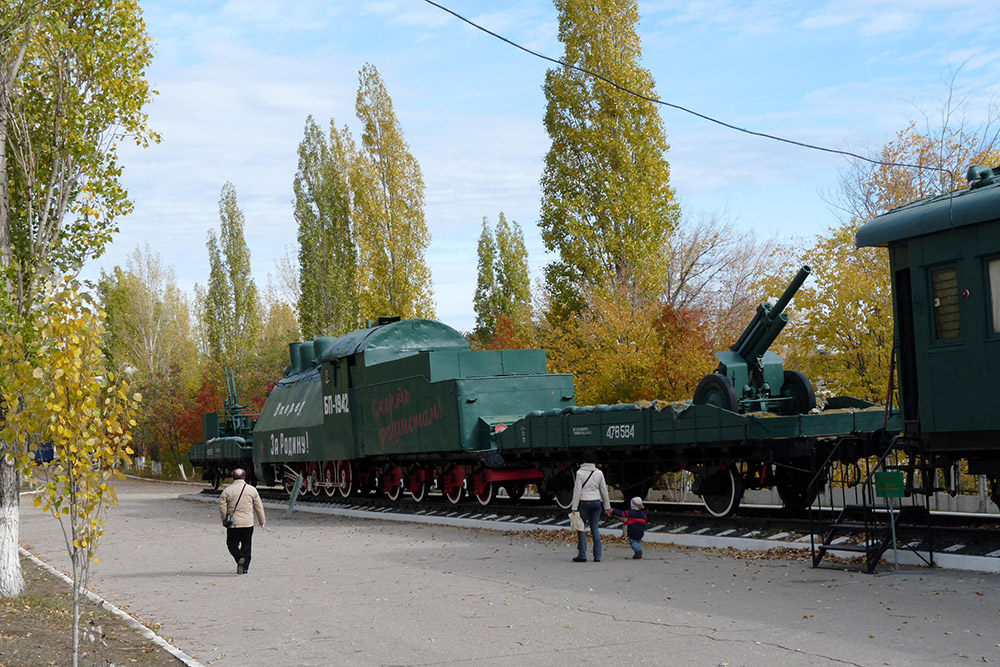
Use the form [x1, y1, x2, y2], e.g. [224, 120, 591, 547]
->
[570, 457, 610, 562]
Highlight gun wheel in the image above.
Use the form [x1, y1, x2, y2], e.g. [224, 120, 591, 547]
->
[693, 373, 739, 412]
[780, 369, 816, 415]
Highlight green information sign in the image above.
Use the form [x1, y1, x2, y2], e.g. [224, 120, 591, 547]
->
[875, 471, 906, 498]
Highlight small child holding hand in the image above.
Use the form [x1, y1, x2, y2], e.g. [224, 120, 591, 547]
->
[607, 497, 647, 559]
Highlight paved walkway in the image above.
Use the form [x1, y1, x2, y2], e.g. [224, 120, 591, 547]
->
[17, 479, 1000, 666]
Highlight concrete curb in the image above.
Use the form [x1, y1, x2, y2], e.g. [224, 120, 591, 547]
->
[18, 547, 207, 667]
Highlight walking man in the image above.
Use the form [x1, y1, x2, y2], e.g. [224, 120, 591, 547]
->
[219, 468, 266, 574]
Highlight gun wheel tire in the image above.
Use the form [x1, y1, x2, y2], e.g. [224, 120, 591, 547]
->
[780, 369, 816, 415]
[210, 469, 221, 491]
[694, 374, 739, 412]
[701, 467, 743, 518]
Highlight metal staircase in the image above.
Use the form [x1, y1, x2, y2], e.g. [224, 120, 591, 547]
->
[809, 435, 934, 573]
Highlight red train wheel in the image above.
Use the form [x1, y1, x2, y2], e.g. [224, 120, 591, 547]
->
[475, 482, 494, 506]
[338, 461, 354, 498]
[322, 462, 337, 497]
[307, 462, 321, 497]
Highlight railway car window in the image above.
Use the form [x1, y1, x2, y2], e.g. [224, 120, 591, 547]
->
[989, 258, 1000, 335]
[931, 267, 961, 340]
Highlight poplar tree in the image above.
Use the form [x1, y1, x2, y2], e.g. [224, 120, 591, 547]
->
[202, 183, 261, 384]
[294, 115, 358, 337]
[353, 63, 435, 321]
[494, 212, 532, 329]
[0, 0, 156, 599]
[473, 213, 533, 348]
[539, 0, 680, 316]
[472, 217, 498, 342]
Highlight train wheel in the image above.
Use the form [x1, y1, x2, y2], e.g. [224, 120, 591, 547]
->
[338, 461, 354, 498]
[362, 469, 380, 497]
[284, 468, 306, 498]
[700, 466, 743, 517]
[777, 477, 818, 511]
[386, 481, 403, 502]
[552, 488, 573, 510]
[411, 482, 428, 503]
[475, 483, 494, 505]
[693, 373, 739, 412]
[444, 485, 464, 504]
[322, 462, 337, 497]
[505, 483, 526, 501]
[307, 462, 321, 497]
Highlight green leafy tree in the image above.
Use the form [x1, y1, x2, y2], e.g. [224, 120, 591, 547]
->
[0, 0, 156, 599]
[352, 63, 435, 321]
[201, 182, 262, 400]
[539, 0, 679, 317]
[472, 217, 498, 343]
[1, 277, 139, 666]
[99, 245, 198, 465]
[294, 115, 358, 337]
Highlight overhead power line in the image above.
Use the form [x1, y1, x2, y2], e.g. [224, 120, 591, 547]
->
[421, 0, 951, 177]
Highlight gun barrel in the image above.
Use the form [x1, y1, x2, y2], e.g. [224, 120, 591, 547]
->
[771, 265, 811, 316]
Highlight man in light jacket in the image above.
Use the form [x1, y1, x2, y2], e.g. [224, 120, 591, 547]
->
[570, 456, 610, 562]
[219, 468, 266, 574]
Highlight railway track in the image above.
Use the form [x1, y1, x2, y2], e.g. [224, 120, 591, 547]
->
[200, 487, 1000, 562]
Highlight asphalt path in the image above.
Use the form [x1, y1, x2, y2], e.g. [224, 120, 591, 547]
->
[16, 478, 1000, 666]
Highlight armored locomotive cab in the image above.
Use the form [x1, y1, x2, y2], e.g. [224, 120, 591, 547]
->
[252, 317, 575, 500]
[857, 165, 1000, 490]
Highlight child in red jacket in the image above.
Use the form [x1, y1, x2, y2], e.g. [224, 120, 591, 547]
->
[608, 497, 647, 559]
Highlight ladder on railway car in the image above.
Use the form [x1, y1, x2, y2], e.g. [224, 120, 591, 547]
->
[808, 436, 934, 573]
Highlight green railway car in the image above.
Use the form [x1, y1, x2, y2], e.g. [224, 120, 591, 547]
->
[857, 163, 1000, 500]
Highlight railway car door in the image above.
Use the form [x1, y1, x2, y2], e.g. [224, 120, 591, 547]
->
[894, 268, 919, 432]
[922, 258, 976, 436]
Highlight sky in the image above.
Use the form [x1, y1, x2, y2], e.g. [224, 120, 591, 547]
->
[90, 0, 1000, 334]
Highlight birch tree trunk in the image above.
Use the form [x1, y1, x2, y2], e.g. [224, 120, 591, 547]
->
[0, 457, 24, 598]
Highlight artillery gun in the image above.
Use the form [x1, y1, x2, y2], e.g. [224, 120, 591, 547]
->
[188, 367, 257, 488]
[693, 265, 816, 415]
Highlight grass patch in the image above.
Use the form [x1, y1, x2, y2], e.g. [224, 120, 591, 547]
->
[0, 555, 183, 666]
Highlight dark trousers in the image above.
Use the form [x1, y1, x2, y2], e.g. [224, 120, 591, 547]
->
[576, 500, 604, 561]
[226, 526, 254, 568]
